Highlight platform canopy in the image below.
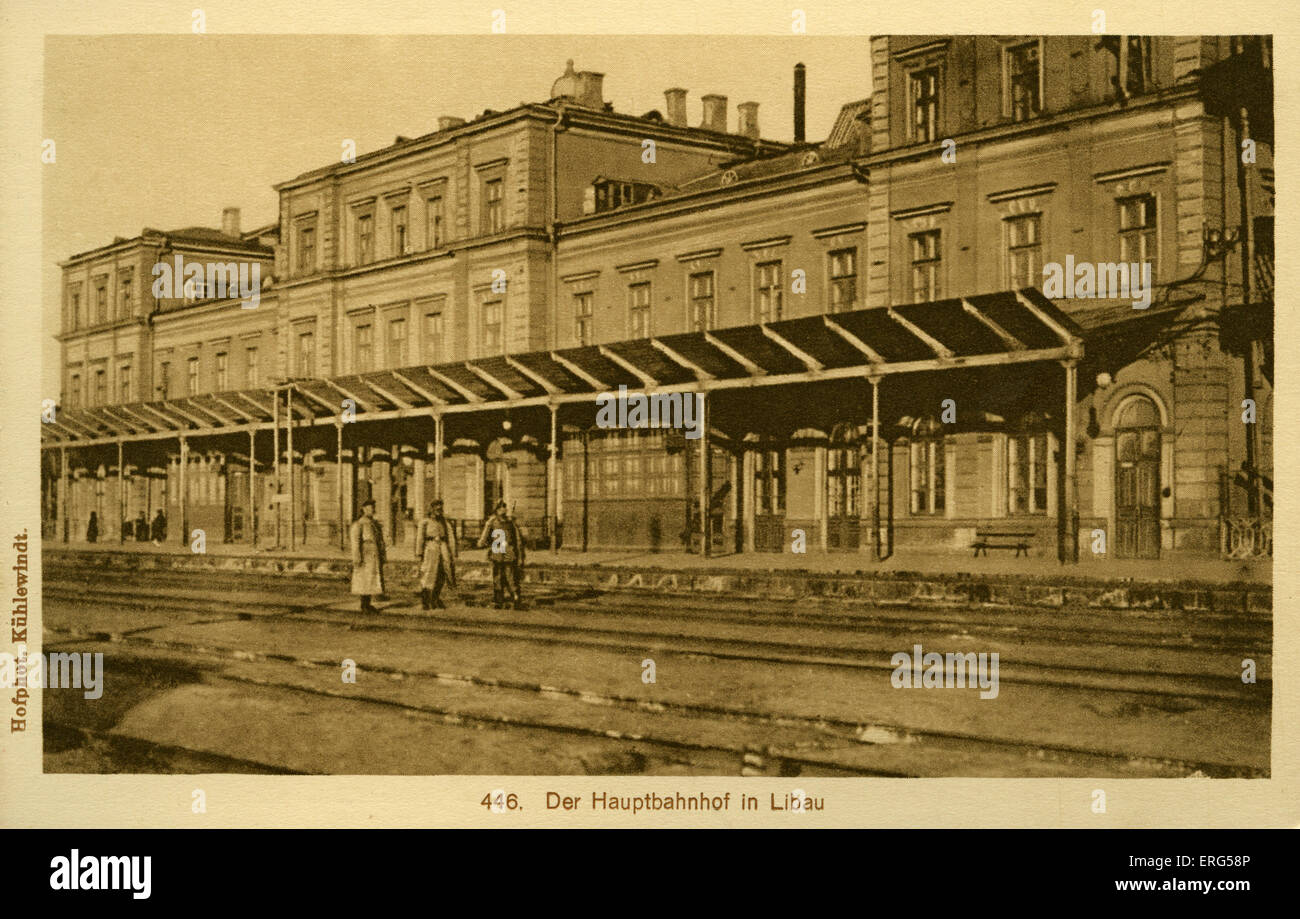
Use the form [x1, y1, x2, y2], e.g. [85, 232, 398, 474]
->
[40, 288, 1084, 448]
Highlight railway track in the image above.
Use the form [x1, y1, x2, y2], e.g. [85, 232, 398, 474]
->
[43, 578, 1270, 703]
[40, 571, 1270, 777]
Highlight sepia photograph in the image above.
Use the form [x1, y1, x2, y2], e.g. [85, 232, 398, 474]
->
[20, 27, 1274, 789]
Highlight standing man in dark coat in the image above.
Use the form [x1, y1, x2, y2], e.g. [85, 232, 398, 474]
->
[349, 499, 387, 613]
[415, 499, 457, 611]
[86, 512, 99, 543]
[135, 511, 149, 542]
[477, 500, 524, 609]
[150, 510, 166, 545]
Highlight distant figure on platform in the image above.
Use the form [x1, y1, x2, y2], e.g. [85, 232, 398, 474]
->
[415, 500, 457, 611]
[350, 499, 387, 613]
[85, 511, 98, 543]
[478, 500, 524, 610]
[150, 510, 166, 545]
[135, 511, 149, 542]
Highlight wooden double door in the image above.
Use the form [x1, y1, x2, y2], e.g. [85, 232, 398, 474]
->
[1114, 399, 1161, 559]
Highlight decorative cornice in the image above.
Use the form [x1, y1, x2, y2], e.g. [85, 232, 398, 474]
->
[892, 39, 950, 62]
[1093, 162, 1172, 183]
[811, 221, 867, 239]
[615, 259, 659, 273]
[889, 203, 953, 220]
[740, 235, 792, 251]
[986, 182, 1057, 203]
[675, 247, 723, 262]
[561, 269, 601, 283]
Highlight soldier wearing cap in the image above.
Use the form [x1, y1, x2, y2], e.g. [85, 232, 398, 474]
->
[349, 498, 387, 613]
[415, 499, 457, 611]
[477, 500, 524, 609]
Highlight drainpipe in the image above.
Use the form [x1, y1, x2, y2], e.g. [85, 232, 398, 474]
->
[550, 104, 568, 351]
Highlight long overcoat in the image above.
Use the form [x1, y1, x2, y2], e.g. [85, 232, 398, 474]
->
[349, 515, 387, 595]
[416, 515, 457, 589]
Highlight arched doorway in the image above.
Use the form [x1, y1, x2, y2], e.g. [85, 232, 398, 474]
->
[1114, 396, 1161, 559]
[827, 424, 861, 550]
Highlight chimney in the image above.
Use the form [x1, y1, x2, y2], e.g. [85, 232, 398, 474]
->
[701, 94, 728, 133]
[576, 71, 605, 109]
[664, 88, 688, 127]
[222, 207, 241, 238]
[794, 63, 806, 143]
[438, 116, 466, 131]
[738, 101, 760, 139]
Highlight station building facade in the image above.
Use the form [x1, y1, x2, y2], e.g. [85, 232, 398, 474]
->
[43, 39, 1273, 566]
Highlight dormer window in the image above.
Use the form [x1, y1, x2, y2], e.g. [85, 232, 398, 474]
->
[592, 177, 660, 213]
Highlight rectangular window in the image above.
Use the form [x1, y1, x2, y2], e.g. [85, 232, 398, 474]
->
[573, 291, 593, 345]
[386, 317, 407, 368]
[1006, 41, 1041, 122]
[117, 365, 130, 402]
[68, 374, 81, 408]
[69, 286, 82, 330]
[909, 231, 941, 303]
[628, 282, 652, 338]
[755, 261, 783, 323]
[481, 300, 503, 354]
[186, 358, 199, 395]
[354, 323, 373, 372]
[689, 271, 715, 331]
[95, 280, 108, 323]
[909, 67, 940, 142]
[1008, 432, 1048, 515]
[829, 249, 858, 312]
[157, 363, 169, 400]
[93, 369, 106, 406]
[297, 332, 315, 378]
[423, 308, 444, 363]
[910, 438, 946, 514]
[426, 195, 445, 249]
[245, 347, 259, 386]
[1005, 214, 1041, 289]
[214, 352, 228, 391]
[356, 212, 374, 265]
[298, 225, 316, 272]
[390, 204, 407, 256]
[483, 178, 504, 234]
[1120, 36, 1151, 96]
[1118, 193, 1157, 276]
[118, 270, 133, 317]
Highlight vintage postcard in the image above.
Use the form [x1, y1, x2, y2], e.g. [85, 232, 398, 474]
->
[0, 0, 1293, 830]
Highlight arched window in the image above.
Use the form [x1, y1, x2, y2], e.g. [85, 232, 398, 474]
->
[909, 416, 945, 515]
[1009, 412, 1049, 515]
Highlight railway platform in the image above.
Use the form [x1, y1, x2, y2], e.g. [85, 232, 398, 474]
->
[45, 540, 1271, 614]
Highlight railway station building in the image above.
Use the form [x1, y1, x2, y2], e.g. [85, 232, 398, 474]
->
[42, 38, 1274, 565]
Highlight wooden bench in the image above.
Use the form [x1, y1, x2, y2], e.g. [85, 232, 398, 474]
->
[971, 527, 1035, 557]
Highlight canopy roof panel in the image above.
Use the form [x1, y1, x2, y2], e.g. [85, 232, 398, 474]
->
[42, 288, 1083, 446]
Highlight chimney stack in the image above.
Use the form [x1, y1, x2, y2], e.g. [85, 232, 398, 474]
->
[576, 71, 605, 109]
[794, 63, 806, 143]
[738, 101, 760, 139]
[701, 94, 728, 133]
[222, 207, 241, 238]
[664, 88, 688, 127]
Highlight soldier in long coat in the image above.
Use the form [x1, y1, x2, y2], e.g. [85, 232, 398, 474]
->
[349, 499, 386, 612]
[415, 499, 457, 611]
[477, 500, 525, 609]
